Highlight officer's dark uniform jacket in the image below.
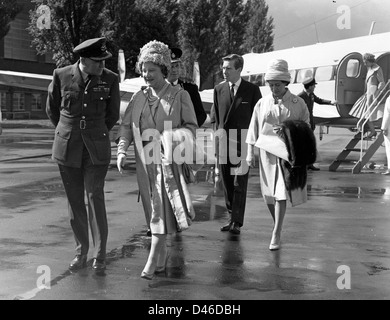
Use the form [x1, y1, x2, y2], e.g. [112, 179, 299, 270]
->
[177, 79, 207, 127]
[297, 90, 331, 130]
[47, 62, 120, 168]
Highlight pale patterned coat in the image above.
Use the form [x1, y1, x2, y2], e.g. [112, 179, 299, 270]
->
[117, 83, 198, 234]
[246, 89, 310, 206]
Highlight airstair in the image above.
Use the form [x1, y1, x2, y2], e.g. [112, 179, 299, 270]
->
[329, 80, 390, 173]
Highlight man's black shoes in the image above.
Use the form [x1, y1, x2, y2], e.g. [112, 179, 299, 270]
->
[220, 222, 241, 234]
[230, 222, 241, 234]
[220, 223, 232, 232]
[92, 259, 106, 272]
[69, 255, 87, 271]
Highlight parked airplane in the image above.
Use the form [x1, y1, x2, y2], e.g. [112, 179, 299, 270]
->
[119, 32, 390, 135]
[239, 31, 390, 133]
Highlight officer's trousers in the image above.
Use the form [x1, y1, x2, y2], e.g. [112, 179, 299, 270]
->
[59, 146, 109, 261]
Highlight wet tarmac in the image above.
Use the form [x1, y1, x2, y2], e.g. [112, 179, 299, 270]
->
[1, 122, 390, 303]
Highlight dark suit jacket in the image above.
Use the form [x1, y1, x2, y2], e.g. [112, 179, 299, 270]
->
[297, 90, 331, 130]
[46, 61, 120, 168]
[178, 79, 207, 127]
[210, 79, 261, 161]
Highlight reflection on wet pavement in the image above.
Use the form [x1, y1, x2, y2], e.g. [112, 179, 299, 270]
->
[308, 185, 390, 198]
[0, 179, 65, 209]
[5, 162, 390, 300]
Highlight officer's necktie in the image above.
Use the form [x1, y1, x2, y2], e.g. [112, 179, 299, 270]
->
[230, 83, 235, 103]
[85, 75, 91, 86]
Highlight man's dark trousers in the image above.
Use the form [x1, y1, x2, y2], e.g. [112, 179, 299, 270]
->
[59, 145, 109, 261]
[219, 162, 249, 227]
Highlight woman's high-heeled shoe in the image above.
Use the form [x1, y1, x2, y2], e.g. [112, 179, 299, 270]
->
[141, 270, 154, 280]
[269, 234, 281, 251]
[365, 132, 377, 140]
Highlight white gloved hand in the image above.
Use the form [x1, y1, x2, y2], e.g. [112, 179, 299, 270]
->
[117, 153, 126, 174]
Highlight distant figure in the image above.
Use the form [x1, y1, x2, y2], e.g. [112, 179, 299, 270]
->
[210, 53, 261, 235]
[349, 53, 385, 140]
[167, 47, 207, 127]
[246, 59, 316, 251]
[381, 96, 390, 175]
[46, 37, 120, 272]
[298, 76, 337, 171]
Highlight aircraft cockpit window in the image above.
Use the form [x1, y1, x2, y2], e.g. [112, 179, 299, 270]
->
[315, 66, 334, 81]
[346, 59, 360, 77]
[296, 68, 314, 83]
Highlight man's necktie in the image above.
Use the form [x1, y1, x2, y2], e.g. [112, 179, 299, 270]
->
[230, 83, 235, 102]
[85, 75, 91, 86]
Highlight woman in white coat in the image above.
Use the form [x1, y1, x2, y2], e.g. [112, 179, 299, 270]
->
[246, 59, 311, 251]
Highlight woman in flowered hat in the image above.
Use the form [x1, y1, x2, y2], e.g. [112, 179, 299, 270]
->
[246, 59, 316, 251]
[349, 53, 385, 140]
[116, 40, 198, 279]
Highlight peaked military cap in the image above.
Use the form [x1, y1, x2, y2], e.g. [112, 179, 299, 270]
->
[73, 37, 112, 61]
[170, 48, 182, 63]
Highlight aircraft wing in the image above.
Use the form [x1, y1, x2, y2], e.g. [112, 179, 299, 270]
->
[0, 70, 52, 91]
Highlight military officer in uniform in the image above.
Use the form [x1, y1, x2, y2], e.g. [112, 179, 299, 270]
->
[297, 76, 337, 171]
[168, 47, 207, 127]
[46, 37, 120, 272]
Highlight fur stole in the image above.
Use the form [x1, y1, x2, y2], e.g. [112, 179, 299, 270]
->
[276, 120, 317, 191]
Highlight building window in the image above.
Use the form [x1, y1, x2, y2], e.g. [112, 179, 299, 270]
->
[0, 92, 6, 110]
[32, 93, 42, 110]
[13, 92, 25, 110]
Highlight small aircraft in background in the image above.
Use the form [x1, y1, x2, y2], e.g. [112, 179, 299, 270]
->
[120, 31, 390, 135]
[235, 30, 390, 172]
[239, 31, 390, 132]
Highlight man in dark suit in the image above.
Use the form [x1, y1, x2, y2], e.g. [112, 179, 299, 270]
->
[297, 75, 336, 170]
[46, 37, 120, 272]
[210, 54, 261, 234]
[168, 47, 207, 127]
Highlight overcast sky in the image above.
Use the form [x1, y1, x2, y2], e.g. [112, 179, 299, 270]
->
[266, 0, 390, 50]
